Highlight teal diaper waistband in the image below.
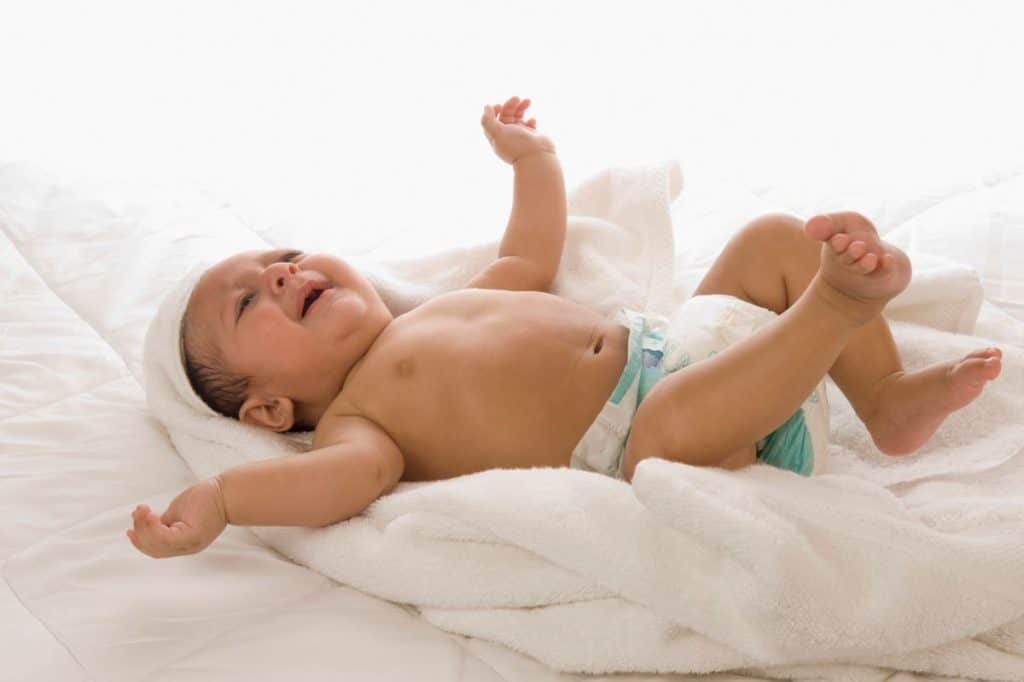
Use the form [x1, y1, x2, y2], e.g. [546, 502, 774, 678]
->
[609, 309, 669, 407]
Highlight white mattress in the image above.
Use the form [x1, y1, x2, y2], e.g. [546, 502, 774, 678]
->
[2, 156, 1023, 682]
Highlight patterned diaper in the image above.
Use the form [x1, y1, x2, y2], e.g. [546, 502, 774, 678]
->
[569, 294, 830, 479]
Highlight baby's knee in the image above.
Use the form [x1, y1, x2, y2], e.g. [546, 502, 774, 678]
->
[739, 214, 825, 274]
[736, 213, 806, 249]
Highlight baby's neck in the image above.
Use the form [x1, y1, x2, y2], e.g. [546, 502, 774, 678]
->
[294, 396, 330, 432]
[294, 353, 369, 431]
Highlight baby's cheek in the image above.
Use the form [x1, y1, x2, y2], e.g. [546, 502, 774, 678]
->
[325, 294, 369, 339]
[261, 338, 315, 381]
[250, 319, 302, 358]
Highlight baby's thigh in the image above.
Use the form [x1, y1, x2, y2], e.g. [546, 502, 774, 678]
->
[717, 445, 757, 470]
[619, 296, 778, 482]
[620, 370, 745, 482]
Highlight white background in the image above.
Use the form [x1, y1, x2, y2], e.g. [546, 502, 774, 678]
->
[2, 0, 1022, 254]
[2, 6, 1023, 679]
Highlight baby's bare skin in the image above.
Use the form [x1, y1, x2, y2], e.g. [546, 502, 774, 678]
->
[321, 288, 629, 481]
[128, 97, 1003, 561]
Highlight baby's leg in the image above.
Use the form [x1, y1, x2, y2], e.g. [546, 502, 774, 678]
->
[692, 213, 1002, 455]
[621, 214, 910, 482]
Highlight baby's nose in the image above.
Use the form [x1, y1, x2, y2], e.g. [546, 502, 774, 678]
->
[267, 262, 299, 290]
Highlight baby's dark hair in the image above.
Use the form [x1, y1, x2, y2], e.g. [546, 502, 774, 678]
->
[180, 308, 310, 433]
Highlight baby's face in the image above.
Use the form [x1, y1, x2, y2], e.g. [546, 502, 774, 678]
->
[188, 248, 392, 427]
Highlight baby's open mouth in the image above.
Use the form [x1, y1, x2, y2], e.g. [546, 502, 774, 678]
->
[301, 287, 328, 318]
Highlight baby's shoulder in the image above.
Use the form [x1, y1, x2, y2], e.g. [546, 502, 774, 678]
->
[312, 400, 393, 447]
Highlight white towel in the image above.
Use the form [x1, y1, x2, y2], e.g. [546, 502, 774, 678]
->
[142, 160, 1024, 679]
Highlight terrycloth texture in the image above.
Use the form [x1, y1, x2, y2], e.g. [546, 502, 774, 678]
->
[142, 160, 1024, 678]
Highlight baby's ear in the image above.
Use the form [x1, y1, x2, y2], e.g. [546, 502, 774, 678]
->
[239, 395, 295, 433]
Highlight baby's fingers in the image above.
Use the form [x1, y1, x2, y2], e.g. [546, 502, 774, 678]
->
[129, 505, 190, 558]
[481, 105, 501, 138]
[497, 96, 527, 123]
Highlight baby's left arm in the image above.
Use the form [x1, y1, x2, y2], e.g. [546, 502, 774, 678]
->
[479, 96, 566, 288]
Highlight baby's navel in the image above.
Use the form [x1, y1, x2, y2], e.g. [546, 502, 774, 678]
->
[395, 358, 415, 378]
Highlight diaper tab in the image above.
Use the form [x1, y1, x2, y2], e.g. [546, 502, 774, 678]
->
[637, 322, 668, 405]
[610, 309, 669, 406]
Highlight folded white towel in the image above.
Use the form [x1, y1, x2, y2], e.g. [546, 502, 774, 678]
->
[142, 160, 1024, 679]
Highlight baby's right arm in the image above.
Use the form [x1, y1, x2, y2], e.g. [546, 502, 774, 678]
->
[216, 433, 400, 527]
[128, 417, 404, 558]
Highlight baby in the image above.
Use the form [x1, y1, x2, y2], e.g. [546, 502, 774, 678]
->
[128, 96, 1003, 559]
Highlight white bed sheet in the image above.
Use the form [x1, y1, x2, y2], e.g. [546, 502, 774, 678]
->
[2, 157, 1023, 682]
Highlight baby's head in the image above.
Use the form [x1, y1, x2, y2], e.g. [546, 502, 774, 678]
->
[180, 248, 392, 432]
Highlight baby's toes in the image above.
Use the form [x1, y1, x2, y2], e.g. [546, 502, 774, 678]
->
[842, 240, 867, 264]
[953, 355, 1002, 386]
[856, 251, 879, 273]
[805, 214, 839, 242]
[829, 232, 851, 254]
[965, 347, 1002, 361]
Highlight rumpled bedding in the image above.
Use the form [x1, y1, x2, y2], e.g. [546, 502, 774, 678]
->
[3, 159, 1024, 681]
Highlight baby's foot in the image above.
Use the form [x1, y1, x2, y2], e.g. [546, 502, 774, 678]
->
[804, 212, 913, 324]
[866, 347, 1003, 455]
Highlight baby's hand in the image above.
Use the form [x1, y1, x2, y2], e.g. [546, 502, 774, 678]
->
[127, 478, 228, 559]
[481, 96, 555, 164]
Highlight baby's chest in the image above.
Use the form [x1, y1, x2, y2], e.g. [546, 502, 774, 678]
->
[356, 326, 582, 414]
[340, 327, 591, 470]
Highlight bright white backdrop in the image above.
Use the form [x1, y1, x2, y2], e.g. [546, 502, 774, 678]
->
[3, 4, 1024, 680]
[2, 0, 1022, 254]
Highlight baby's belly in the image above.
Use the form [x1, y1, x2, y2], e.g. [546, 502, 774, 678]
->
[342, 292, 629, 481]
